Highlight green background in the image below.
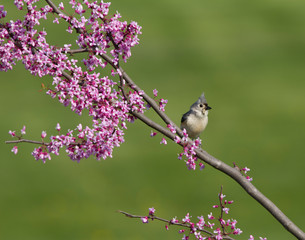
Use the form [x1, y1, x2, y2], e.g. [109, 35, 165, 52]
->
[1, 0, 305, 239]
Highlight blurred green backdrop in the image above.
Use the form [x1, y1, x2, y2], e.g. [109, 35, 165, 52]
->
[1, 0, 305, 239]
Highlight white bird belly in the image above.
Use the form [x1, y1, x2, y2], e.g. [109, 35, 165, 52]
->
[182, 115, 208, 139]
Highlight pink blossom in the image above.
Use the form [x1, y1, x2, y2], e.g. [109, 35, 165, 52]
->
[9, 130, 16, 137]
[206, 221, 215, 229]
[141, 216, 148, 223]
[53, 18, 59, 24]
[219, 193, 226, 200]
[208, 212, 214, 220]
[171, 217, 179, 224]
[150, 131, 157, 137]
[182, 213, 191, 223]
[230, 219, 237, 229]
[0, 5, 7, 19]
[116, 68, 122, 76]
[196, 216, 205, 230]
[233, 228, 243, 235]
[199, 162, 205, 170]
[243, 166, 250, 173]
[74, 3, 85, 14]
[59, 2, 64, 10]
[194, 138, 201, 146]
[159, 98, 168, 112]
[77, 124, 82, 132]
[219, 218, 226, 225]
[223, 207, 229, 214]
[41, 131, 47, 139]
[11, 146, 18, 154]
[214, 228, 223, 240]
[167, 124, 176, 133]
[160, 137, 167, 145]
[246, 176, 253, 181]
[21, 125, 26, 135]
[174, 136, 181, 143]
[56, 123, 61, 131]
[182, 128, 188, 138]
[153, 89, 158, 97]
[148, 207, 155, 215]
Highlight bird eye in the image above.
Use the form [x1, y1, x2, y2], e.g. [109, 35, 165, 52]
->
[199, 104, 204, 108]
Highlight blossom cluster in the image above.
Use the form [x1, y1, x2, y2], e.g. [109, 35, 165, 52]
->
[152, 126, 203, 171]
[138, 190, 266, 240]
[176, 129, 203, 171]
[2, 1, 144, 162]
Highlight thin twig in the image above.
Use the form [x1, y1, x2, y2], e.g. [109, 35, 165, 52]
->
[5, 139, 47, 145]
[218, 186, 226, 235]
[65, 48, 89, 55]
[118, 210, 235, 240]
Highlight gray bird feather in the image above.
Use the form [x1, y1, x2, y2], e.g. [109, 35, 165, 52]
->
[181, 110, 192, 123]
[190, 92, 207, 110]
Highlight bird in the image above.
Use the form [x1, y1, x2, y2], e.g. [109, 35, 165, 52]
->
[180, 92, 212, 139]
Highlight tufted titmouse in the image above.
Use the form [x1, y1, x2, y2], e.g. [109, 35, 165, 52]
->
[180, 92, 212, 139]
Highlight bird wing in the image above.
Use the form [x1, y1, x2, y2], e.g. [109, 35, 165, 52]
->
[181, 111, 191, 123]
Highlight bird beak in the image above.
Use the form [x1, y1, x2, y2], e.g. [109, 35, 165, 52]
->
[206, 105, 212, 110]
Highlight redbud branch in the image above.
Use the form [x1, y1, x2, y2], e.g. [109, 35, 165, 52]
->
[45, 0, 64, 16]
[218, 186, 226, 235]
[65, 48, 88, 55]
[5, 139, 47, 145]
[118, 210, 235, 240]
